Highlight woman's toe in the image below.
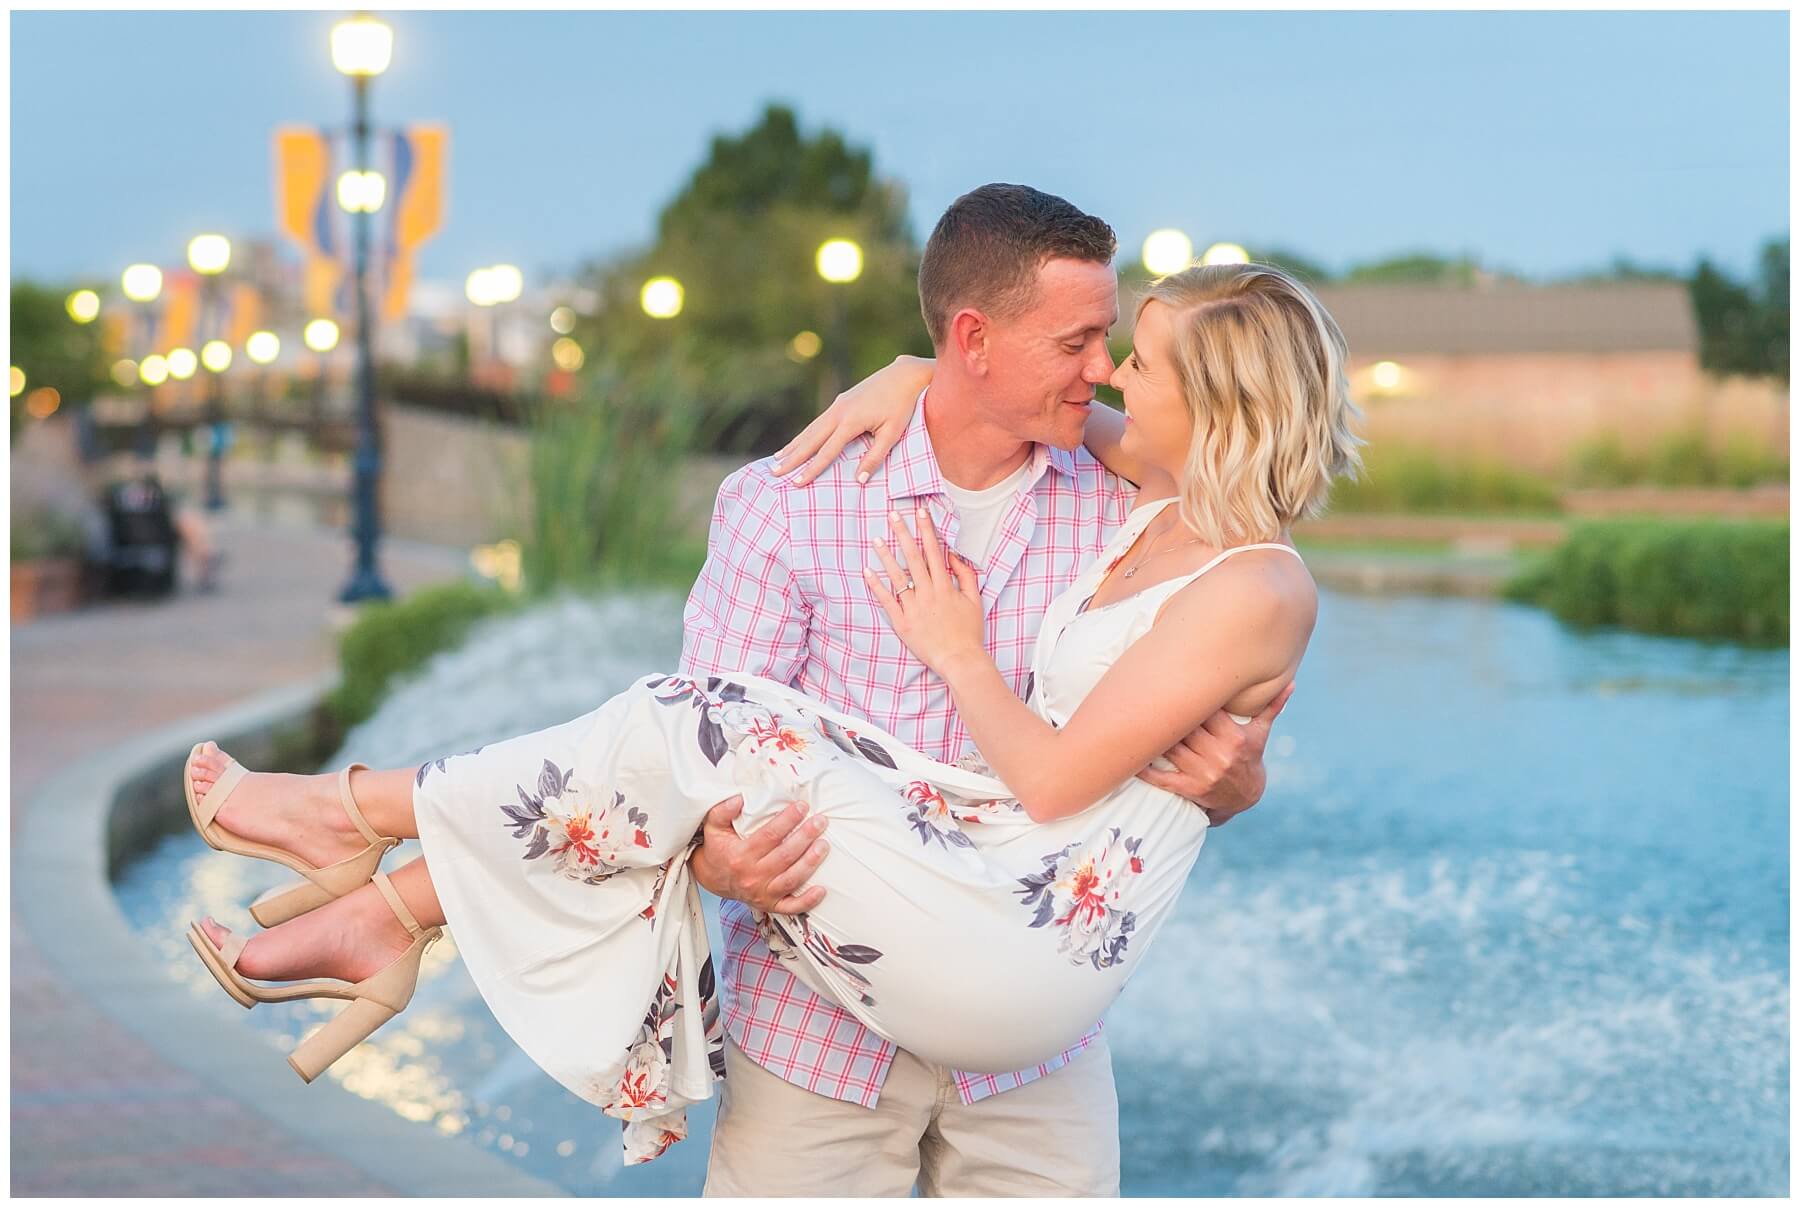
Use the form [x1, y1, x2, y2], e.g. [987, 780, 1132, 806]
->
[199, 917, 231, 947]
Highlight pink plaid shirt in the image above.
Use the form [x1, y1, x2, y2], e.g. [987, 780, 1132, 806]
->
[679, 394, 1135, 1107]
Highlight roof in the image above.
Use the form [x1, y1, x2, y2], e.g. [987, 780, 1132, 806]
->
[1308, 282, 1699, 357]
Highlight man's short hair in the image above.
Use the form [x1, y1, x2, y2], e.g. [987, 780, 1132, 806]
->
[917, 183, 1118, 347]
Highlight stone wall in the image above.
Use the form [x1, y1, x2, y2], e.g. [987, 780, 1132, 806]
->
[377, 403, 742, 548]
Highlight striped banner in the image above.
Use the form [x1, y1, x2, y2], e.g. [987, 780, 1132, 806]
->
[272, 123, 447, 322]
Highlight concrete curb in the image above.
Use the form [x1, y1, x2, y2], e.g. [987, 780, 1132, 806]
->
[14, 674, 564, 1198]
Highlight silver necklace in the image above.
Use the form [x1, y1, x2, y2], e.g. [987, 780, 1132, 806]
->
[1119, 523, 1207, 579]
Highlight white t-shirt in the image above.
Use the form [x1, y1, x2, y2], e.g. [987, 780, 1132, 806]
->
[940, 457, 1036, 566]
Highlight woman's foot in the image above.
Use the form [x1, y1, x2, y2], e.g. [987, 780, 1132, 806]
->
[197, 881, 415, 985]
[188, 742, 375, 871]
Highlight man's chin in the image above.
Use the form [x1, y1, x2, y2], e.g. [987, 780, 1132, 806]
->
[1048, 407, 1091, 450]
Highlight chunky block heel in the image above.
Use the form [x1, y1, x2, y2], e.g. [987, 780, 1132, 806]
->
[186, 871, 441, 1082]
[288, 997, 398, 1083]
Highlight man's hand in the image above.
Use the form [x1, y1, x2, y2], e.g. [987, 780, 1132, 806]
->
[1136, 682, 1295, 827]
[688, 795, 830, 914]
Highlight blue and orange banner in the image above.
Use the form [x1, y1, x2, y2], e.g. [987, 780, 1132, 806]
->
[273, 123, 447, 322]
[160, 272, 201, 351]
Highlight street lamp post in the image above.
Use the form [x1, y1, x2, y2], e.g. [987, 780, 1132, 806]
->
[245, 330, 280, 460]
[122, 263, 164, 457]
[332, 12, 395, 603]
[303, 318, 340, 437]
[188, 234, 232, 510]
[465, 263, 523, 386]
[815, 238, 863, 399]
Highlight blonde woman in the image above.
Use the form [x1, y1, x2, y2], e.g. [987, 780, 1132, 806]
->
[180, 260, 1361, 1168]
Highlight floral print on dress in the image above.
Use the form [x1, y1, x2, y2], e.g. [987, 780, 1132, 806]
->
[638, 835, 701, 924]
[415, 744, 486, 787]
[720, 700, 813, 778]
[815, 714, 899, 769]
[760, 910, 885, 1007]
[609, 973, 679, 1117]
[901, 781, 976, 849]
[646, 675, 739, 765]
[499, 759, 652, 884]
[647, 674, 902, 776]
[1015, 827, 1146, 971]
[592, 957, 724, 1166]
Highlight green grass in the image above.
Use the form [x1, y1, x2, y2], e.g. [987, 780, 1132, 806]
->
[1329, 446, 1563, 515]
[327, 580, 522, 730]
[1568, 429, 1789, 489]
[1503, 518, 1788, 645]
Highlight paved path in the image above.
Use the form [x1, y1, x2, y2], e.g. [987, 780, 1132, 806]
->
[11, 515, 466, 1196]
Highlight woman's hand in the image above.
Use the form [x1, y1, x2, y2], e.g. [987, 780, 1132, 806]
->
[865, 507, 988, 679]
[773, 355, 936, 486]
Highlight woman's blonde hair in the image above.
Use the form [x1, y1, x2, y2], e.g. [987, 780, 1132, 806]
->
[1137, 263, 1365, 549]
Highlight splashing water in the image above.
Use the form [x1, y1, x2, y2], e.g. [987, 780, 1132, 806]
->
[117, 588, 1788, 1195]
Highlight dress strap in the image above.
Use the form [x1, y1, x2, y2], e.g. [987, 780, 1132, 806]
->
[1170, 541, 1306, 589]
[1207, 541, 1305, 567]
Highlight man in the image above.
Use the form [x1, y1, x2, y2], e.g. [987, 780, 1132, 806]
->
[678, 183, 1291, 1196]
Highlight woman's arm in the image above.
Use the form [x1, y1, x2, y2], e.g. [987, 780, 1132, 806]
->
[869, 510, 1313, 823]
[774, 356, 934, 484]
[772, 357, 1172, 493]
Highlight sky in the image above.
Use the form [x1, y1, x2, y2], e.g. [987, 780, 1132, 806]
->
[10, 10, 1790, 289]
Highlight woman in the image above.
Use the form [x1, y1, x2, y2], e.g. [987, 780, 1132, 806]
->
[182, 262, 1362, 1164]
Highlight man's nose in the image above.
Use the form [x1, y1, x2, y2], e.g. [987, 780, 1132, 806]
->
[1085, 342, 1116, 383]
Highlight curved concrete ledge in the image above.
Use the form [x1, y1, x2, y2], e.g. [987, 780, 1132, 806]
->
[14, 674, 564, 1198]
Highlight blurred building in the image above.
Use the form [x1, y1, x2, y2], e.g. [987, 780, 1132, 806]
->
[1311, 282, 1780, 469]
[1318, 281, 1701, 410]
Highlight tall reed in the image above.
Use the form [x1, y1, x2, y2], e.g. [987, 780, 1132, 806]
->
[520, 358, 713, 593]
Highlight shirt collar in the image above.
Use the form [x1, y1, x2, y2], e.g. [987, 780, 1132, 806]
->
[885, 388, 1078, 502]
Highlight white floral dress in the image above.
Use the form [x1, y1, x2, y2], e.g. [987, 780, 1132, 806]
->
[412, 496, 1303, 1164]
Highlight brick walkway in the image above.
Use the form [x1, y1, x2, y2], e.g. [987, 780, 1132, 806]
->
[10, 515, 465, 1196]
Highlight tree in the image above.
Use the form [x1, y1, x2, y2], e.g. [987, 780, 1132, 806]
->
[1689, 257, 1761, 378]
[1754, 237, 1788, 382]
[582, 104, 927, 453]
[1253, 246, 1336, 285]
[10, 281, 110, 432]
[1342, 251, 1482, 286]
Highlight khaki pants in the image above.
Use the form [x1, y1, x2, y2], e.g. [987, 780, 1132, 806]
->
[702, 1035, 1120, 1197]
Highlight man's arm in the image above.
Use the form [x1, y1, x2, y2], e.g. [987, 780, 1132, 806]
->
[1137, 682, 1292, 826]
[678, 463, 830, 912]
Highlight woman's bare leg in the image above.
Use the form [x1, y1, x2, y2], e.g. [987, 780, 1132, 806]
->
[344, 767, 423, 839]
[187, 743, 424, 864]
[198, 855, 445, 983]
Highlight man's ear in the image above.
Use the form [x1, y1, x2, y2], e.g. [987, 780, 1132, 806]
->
[948, 308, 991, 377]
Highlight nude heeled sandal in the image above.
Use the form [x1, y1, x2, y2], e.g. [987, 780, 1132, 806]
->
[185, 870, 443, 1083]
[183, 743, 401, 927]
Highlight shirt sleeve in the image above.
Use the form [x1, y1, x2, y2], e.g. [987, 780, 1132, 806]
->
[678, 460, 810, 685]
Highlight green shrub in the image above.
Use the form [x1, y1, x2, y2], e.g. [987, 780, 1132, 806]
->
[1569, 428, 1789, 489]
[1717, 434, 1789, 487]
[328, 580, 521, 729]
[1567, 432, 1641, 488]
[1644, 430, 1714, 487]
[10, 506, 87, 561]
[1328, 446, 1562, 514]
[1503, 518, 1787, 644]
